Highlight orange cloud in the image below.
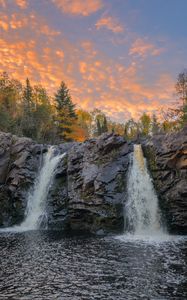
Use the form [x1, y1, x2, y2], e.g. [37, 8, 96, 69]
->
[0, 3, 174, 122]
[15, 0, 28, 9]
[40, 24, 60, 36]
[79, 61, 87, 74]
[52, 0, 103, 16]
[56, 50, 64, 59]
[0, 32, 173, 122]
[0, 0, 6, 7]
[0, 11, 61, 37]
[0, 13, 28, 30]
[129, 38, 164, 58]
[0, 17, 9, 31]
[96, 16, 124, 33]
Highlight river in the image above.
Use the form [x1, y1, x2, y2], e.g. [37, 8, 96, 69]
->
[0, 231, 186, 299]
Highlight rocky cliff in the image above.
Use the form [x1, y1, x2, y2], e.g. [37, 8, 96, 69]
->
[0, 132, 131, 234]
[0, 132, 45, 226]
[1, 129, 186, 235]
[143, 127, 187, 234]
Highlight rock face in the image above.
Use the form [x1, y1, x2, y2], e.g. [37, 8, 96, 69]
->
[143, 127, 187, 234]
[0, 132, 131, 234]
[66, 134, 130, 234]
[0, 132, 47, 226]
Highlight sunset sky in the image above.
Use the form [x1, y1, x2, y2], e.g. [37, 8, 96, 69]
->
[0, 0, 187, 122]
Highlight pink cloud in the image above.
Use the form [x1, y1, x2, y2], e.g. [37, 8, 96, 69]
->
[15, 0, 27, 9]
[96, 16, 124, 33]
[129, 38, 164, 58]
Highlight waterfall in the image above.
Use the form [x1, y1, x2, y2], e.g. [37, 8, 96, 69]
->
[125, 144, 164, 236]
[18, 147, 66, 231]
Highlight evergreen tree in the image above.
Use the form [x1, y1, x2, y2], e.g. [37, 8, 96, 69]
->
[23, 78, 34, 114]
[20, 78, 36, 138]
[55, 81, 77, 141]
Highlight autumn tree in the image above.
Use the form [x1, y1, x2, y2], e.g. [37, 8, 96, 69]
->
[76, 109, 92, 140]
[55, 81, 77, 141]
[139, 113, 151, 137]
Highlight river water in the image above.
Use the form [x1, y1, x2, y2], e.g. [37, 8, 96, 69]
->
[0, 231, 186, 300]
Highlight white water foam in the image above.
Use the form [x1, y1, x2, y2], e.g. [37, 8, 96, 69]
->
[122, 144, 167, 241]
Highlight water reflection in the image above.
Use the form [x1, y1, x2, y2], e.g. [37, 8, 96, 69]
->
[0, 232, 186, 299]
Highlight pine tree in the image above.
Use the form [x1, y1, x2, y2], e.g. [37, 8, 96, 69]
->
[55, 81, 77, 141]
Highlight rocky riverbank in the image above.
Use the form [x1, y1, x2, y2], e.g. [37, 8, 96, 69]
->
[0, 132, 131, 234]
[143, 127, 187, 234]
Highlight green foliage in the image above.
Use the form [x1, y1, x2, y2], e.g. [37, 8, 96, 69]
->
[164, 70, 187, 129]
[139, 113, 151, 137]
[0, 72, 21, 133]
[124, 119, 138, 140]
[91, 109, 109, 137]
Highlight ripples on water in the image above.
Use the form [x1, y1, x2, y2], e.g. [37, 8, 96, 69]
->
[0, 231, 186, 300]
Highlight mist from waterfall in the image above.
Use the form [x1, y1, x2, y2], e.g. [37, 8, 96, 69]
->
[125, 144, 165, 237]
[18, 147, 66, 231]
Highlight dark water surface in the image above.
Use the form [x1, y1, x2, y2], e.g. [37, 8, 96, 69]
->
[0, 231, 186, 300]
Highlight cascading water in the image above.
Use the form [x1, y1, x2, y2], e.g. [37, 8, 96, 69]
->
[18, 147, 66, 231]
[125, 144, 164, 236]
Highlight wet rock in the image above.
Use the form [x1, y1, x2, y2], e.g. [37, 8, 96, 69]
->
[0, 131, 131, 235]
[0, 132, 42, 227]
[143, 127, 187, 234]
[67, 133, 131, 234]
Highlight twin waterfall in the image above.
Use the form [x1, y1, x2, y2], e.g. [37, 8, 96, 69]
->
[125, 144, 164, 236]
[19, 147, 66, 231]
[4, 143, 164, 237]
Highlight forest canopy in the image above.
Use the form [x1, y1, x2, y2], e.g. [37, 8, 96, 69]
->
[0, 71, 186, 143]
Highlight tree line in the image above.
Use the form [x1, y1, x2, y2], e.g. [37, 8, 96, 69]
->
[0, 71, 186, 143]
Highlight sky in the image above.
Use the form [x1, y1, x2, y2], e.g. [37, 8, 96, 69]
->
[0, 0, 187, 122]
